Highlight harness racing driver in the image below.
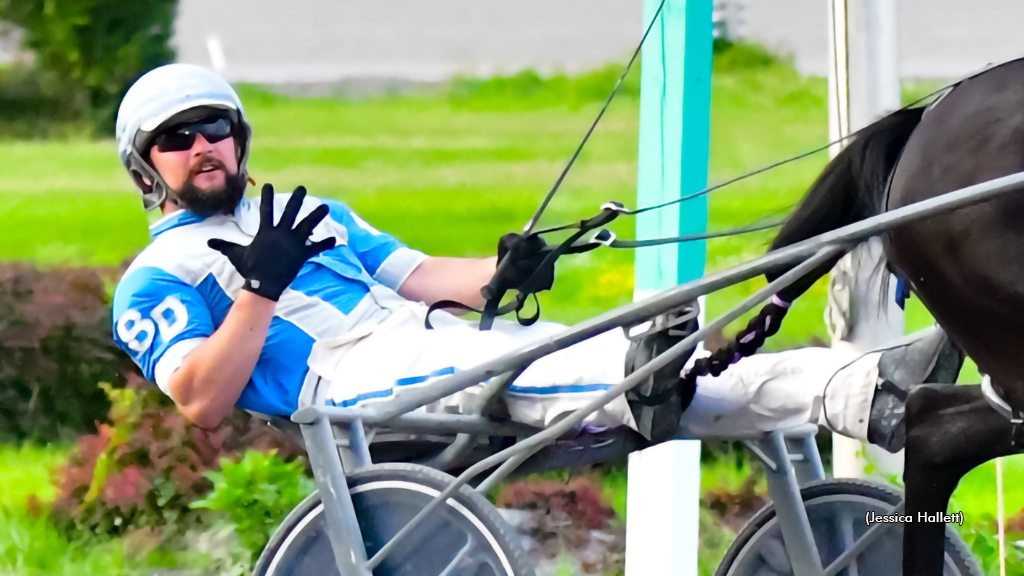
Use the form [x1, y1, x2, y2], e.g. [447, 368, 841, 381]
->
[111, 64, 964, 454]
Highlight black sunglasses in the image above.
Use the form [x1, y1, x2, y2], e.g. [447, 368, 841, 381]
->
[152, 117, 234, 153]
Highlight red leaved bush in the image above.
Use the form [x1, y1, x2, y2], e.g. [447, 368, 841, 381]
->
[496, 476, 625, 574]
[51, 373, 304, 537]
[0, 263, 127, 441]
[703, 473, 767, 533]
[497, 476, 614, 530]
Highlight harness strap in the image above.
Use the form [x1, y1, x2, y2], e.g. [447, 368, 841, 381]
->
[598, 220, 783, 248]
[876, 378, 908, 403]
[629, 386, 677, 407]
[1013, 411, 1024, 449]
[424, 295, 543, 330]
[981, 375, 1024, 448]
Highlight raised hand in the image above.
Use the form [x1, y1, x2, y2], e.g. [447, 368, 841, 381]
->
[208, 184, 336, 301]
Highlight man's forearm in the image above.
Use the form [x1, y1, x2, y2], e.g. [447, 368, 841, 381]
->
[399, 256, 498, 310]
[168, 291, 275, 427]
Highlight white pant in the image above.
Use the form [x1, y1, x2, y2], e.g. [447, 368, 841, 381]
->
[307, 303, 881, 442]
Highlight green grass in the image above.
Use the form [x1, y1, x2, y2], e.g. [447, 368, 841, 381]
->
[0, 444, 130, 576]
[0, 443, 65, 510]
[953, 455, 1024, 520]
[0, 508, 136, 576]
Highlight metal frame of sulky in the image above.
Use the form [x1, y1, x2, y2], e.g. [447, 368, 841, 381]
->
[280, 170, 1024, 575]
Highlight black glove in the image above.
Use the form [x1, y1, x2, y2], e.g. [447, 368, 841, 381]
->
[497, 232, 556, 292]
[734, 300, 789, 356]
[208, 184, 336, 301]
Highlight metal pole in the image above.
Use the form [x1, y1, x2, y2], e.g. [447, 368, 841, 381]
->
[627, 0, 712, 574]
[761, 431, 825, 576]
[827, 0, 904, 481]
[300, 417, 370, 576]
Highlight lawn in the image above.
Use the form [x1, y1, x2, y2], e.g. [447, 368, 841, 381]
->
[0, 45, 1012, 574]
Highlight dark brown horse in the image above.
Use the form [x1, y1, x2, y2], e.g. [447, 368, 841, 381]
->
[762, 57, 1024, 575]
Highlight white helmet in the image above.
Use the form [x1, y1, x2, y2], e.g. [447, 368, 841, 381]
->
[115, 63, 253, 210]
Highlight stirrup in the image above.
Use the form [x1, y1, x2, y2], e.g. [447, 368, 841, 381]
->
[876, 378, 909, 403]
[623, 302, 700, 443]
[623, 302, 700, 404]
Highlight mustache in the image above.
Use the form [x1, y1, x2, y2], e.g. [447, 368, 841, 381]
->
[188, 157, 229, 179]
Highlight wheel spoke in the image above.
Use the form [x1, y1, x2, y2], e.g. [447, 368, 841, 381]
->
[824, 504, 901, 576]
[838, 511, 860, 576]
[437, 538, 473, 576]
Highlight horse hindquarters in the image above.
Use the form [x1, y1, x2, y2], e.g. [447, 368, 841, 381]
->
[885, 58, 1024, 410]
[883, 58, 1024, 575]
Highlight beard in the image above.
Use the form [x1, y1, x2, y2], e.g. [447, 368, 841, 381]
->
[170, 159, 248, 216]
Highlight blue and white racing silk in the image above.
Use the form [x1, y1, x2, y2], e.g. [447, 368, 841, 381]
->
[112, 192, 427, 417]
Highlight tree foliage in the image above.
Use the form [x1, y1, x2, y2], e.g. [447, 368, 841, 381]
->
[0, 0, 177, 130]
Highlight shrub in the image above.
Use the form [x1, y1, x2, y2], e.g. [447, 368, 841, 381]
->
[0, 263, 125, 442]
[496, 476, 625, 575]
[713, 41, 788, 72]
[51, 374, 304, 541]
[0, 64, 90, 137]
[0, 0, 177, 133]
[961, 513, 1024, 575]
[702, 470, 766, 534]
[190, 450, 317, 564]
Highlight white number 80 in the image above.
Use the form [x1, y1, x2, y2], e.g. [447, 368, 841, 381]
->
[117, 295, 189, 353]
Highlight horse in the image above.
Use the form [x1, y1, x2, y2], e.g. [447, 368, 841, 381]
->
[760, 56, 1024, 575]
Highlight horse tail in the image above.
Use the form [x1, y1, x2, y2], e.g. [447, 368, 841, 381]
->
[684, 107, 927, 388]
[767, 106, 926, 303]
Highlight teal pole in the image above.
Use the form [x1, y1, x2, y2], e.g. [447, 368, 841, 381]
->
[625, 0, 712, 574]
[634, 0, 711, 291]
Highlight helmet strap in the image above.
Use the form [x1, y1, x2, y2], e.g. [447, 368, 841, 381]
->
[127, 149, 169, 211]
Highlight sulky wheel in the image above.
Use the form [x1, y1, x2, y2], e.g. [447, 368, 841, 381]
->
[253, 462, 536, 576]
[716, 479, 980, 576]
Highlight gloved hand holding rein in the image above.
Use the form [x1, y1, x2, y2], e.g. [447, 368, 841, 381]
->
[208, 184, 336, 301]
[496, 232, 556, 292]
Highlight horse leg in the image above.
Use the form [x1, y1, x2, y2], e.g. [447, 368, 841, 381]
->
[903, 384, 1017, 575]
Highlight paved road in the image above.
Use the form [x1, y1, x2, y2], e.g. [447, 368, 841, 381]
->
[172, 0, 645, 85]
[742, 0, 1024, 78]
[5, 1, 1023, 84]
[170, 0, 1024, 86]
